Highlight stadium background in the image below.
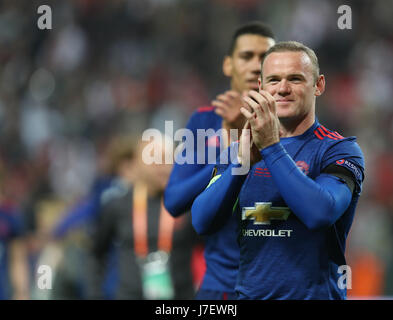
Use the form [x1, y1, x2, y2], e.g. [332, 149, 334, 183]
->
[0, 0, 392, 299]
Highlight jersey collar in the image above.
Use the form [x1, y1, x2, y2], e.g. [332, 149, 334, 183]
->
[280, 118, 320, 145]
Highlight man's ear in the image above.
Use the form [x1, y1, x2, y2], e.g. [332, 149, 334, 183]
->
[258, 77, 262, 90]
[315, 75, 325, 97]
[223, 56, 233, 77]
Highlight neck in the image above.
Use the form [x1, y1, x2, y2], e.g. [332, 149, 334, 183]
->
[279, 112, 315, 138]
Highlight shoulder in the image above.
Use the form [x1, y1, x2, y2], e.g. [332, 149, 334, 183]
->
[196, 106, 215, 113]
[187, 106, 222, 129]
[312, 124, 346, 142]
[313, 124, 363, 155]
[312, 124, 365, 180]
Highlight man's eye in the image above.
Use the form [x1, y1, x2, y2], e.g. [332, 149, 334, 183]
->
[240, 53, 252, 60]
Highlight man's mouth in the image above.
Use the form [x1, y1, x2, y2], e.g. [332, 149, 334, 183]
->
[276, 99, 294, 103]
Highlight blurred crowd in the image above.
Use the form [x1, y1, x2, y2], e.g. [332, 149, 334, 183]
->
[0, 0, 392, 299]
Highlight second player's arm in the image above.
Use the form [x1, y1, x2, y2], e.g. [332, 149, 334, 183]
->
[191, 163, 247, 235]
[164, 162, 215, 217]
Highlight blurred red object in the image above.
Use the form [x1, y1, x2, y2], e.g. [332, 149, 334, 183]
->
[348, 251, 385, 298]
[373, 152, 393, 208]
[191, 244, 206, 291]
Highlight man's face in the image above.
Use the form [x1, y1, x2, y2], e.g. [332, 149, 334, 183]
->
[224, 34, 275, 92]
[261, 51, 324, 121]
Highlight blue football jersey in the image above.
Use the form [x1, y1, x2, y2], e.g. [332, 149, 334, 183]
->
[236, 120, 365, 299]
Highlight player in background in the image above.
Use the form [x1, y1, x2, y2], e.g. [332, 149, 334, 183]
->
[164, 22, 275, 299]
[87, 137, 196, 299]
[192, 41, 365, 299]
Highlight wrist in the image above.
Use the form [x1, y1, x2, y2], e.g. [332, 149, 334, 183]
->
[260, 141, 284, 158]
[258, 139, 281, 152]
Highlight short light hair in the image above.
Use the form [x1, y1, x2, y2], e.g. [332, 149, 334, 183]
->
[261, 41, 320, 83]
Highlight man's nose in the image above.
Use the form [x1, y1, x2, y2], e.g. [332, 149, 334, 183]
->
[251, 56, 261, 74]
[278, 79, 291, 95]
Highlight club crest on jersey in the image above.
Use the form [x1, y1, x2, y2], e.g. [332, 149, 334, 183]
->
[242, 202, 291, 225]
[296, 161, 309, 175]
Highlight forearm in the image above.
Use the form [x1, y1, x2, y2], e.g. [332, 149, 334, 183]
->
[262, 142, 352, 230]
[191, 163, 247, 235]
[164, 164, 214, 217]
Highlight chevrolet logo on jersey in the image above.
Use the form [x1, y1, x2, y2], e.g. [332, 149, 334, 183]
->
[242, 202, 291, 225]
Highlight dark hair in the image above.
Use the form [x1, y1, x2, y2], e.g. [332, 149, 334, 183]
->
[261, 41, 320, 83]
[228, 21, 275, 55]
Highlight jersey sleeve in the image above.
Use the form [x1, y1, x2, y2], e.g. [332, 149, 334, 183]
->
[191, 142, 245, 235]
[261, 142, 354, 231]
[321, 138, 365, 193]
[164, 111, 214, 217]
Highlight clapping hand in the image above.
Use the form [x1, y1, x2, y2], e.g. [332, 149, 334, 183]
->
[240, 90, 280, 151]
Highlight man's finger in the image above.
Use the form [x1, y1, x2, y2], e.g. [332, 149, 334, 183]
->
[248, 90, 269, 115]
[243, 119, 250, 130]
[243, 96, 264, 122]
[240, 106, 254, 120]
[241, 98, 253, 113]
[216, 94, 231, 103]
[214, 106, 226, 117]
[226, 91, 240, 99]
[212, 100, 229, 110]
[259, 90, 276, 114]
[242, 96, 259, 112]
